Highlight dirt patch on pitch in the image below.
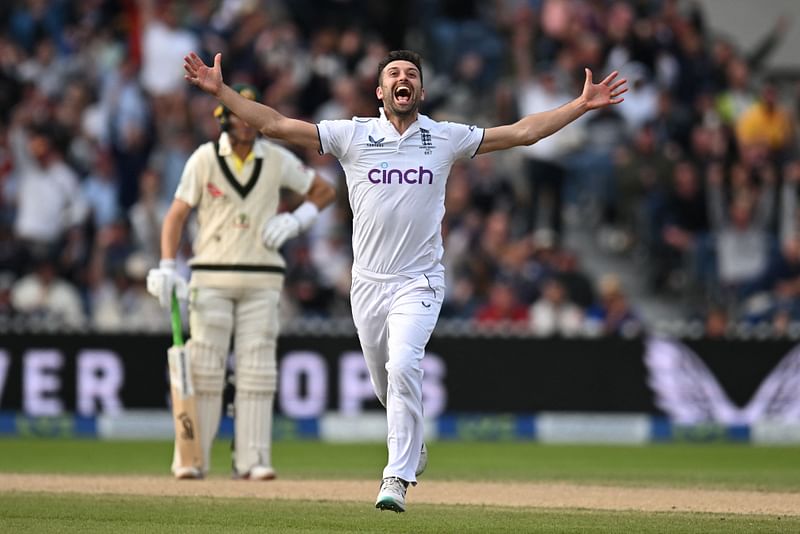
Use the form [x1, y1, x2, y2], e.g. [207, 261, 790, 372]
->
[1, 474, 799, 516]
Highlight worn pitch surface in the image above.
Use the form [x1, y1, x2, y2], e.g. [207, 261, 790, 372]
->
[1, 474, 798, 516]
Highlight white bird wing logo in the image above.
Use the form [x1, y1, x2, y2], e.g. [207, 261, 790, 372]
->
[645, 337, 800, 424]
[645, 337, 740, 424]
[742, 343, 800, 422]
[644, 338, 800, 425]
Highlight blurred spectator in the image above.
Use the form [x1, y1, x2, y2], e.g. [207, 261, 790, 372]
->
[704, 304, 730, 338]
[736, 82, 795, 162]
[471, 210, 514, 294]
[741, 235, 800, 327]
[650, 89, 694, 151]
[89, 216, 136, 287]
[138, 0, 200, 99]
[474, 277, 528, 326]
[771, 236, 800, 306]
[284, 243, 334, 318]
[91, 252, 162, 332]
[612, 122, 674, 251]
[149, 127, 194, 206]
[0, 271, 16, 318]
[0, 225, 20, 275]
[9, 117, 88, 271]
[8, 0, 69, 55]
[515, 60, 583, 242]
[11, 257, 85, 328]
[565, 109, 627, 237]
[707, 161, 776, 303]
[552, 250, 595, 310]
[584, 274, 642, 337]
[672, 20, 714, 107]
[528, 277, 583, 337]
[0, 126, 16, 230]
[103, 56, 153, 209]
[469, 153, 517, 220]
[128, 167, 168, 265]
[780, 160, 800, 245]
[654, 161, 711, 293]
[616, 63, 658, 134]
[441, 275, 480, 319]
[313, 75, 371, 122]
[715, 57, 756, 126]
[422, 0, 503, 88]
[82, 149, 120, 230]
[17, 36, 76, 99]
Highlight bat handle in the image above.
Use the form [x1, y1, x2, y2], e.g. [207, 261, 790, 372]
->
[170, 290, 184, 347]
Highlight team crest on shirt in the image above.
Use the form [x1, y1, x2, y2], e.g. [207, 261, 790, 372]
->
[418, 128, 435, 155]
[233, 213, 250, 229]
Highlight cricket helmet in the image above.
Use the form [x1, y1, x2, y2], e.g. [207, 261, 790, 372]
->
[213, 83, 260, 131]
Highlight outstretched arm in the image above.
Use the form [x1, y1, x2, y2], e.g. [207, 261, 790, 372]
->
[477, 69, 627, 155]
[184, 52, 320, 151]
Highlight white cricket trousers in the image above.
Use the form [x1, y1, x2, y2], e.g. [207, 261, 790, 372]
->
[350, 267, 445, 484]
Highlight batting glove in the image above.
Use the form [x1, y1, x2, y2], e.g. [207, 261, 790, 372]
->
[261, 201, 319, 249]
[146, 259, 189, 308]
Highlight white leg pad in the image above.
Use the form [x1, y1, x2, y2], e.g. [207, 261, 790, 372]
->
[185, 339, 226, 474]
[233, 341, 277, 476]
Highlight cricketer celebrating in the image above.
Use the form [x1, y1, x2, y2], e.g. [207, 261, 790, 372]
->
[147, 84, 335, 480]
[183, 49, 626, 509]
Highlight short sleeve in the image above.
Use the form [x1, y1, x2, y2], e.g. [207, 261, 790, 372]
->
[276, 145, 316, 195]
[174, 145, 207, 207]
[446, 122, 485, 160]
[317, 119, 356, 160]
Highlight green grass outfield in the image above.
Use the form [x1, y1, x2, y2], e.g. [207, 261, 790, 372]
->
[1, 439, 798, 533]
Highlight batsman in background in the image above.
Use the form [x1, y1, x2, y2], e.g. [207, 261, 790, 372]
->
[147, 83, 335, 480]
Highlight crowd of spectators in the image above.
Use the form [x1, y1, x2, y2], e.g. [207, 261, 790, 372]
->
[0, 0, 798, 337]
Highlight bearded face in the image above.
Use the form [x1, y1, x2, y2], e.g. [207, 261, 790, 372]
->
[377, 60, 424, 117]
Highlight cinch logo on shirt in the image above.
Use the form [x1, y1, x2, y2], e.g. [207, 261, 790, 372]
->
[368, 163, 434, 185]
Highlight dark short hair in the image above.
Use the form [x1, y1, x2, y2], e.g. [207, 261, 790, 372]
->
[29, 121, 69, 155]
[377, 50, 423, 86]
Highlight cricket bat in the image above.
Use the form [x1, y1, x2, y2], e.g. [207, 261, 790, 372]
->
[168, 290, 203, 478]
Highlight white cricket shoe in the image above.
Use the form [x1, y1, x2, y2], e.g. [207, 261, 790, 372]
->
[245, 465, 276, 480]
[173, 466, 202, 480]
[375, 477, 407, 513]
[415, 442, 427, 477]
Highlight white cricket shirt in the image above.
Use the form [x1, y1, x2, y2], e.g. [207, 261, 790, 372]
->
[317, 108, 483, 279]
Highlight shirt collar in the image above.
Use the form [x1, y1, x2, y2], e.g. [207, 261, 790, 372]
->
[217, 132, 264, 158]
[377, 108, 431, 137]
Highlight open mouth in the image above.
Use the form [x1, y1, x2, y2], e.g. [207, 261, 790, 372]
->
[394, 85, 412, 105]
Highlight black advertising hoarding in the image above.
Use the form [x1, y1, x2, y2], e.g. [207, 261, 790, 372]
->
[0, 334, 172, 415]
[0, 334, 797, 419]
[425, 337, 655, 412]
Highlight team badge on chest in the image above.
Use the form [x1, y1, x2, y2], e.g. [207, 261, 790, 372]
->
[418, 128, 435, 155]
[233, 213, 250, 228]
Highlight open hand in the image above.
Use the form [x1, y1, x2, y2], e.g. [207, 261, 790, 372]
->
[582, 69, 627, 110]
[184, 52, 223, 97]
